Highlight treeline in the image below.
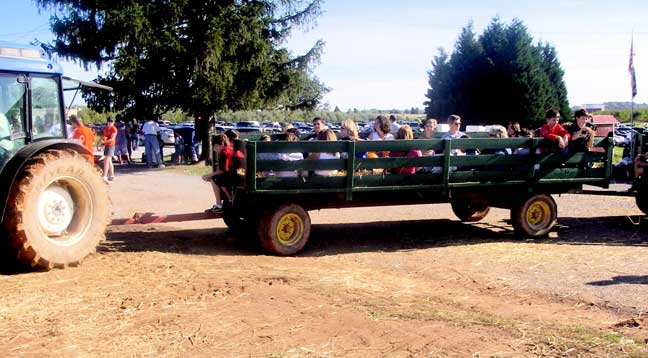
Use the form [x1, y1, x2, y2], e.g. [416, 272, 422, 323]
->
[601, 102, 648, 110]
[74, 107, 425, 125]
[597, 109, 648, 123]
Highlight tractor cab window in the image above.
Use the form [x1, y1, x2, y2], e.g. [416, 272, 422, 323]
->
[0, 73, 27, 166]
[31, 76, 63, 140]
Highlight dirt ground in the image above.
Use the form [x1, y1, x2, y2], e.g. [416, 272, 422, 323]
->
[2, 163, 648, 357]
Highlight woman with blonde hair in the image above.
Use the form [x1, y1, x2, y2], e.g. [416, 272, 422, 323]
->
[340, 119, 360, 140]
[389, 125, 422, 174]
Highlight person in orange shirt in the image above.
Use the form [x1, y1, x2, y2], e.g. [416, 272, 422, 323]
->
[69, 115, 95, 163]
[101, 117, 118, 183]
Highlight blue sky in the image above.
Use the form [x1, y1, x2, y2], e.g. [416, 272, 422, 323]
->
[2, 0, 646, 112]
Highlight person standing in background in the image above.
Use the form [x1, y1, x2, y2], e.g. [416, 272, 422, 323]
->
[69, 114, 95, 163]
[101, 117, 118, 182]
[114, 115, 131, 164]
[142, 117, 164, 168]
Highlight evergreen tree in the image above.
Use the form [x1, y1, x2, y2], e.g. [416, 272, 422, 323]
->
[448, 23, 486, 122]
[36, 0, 327, 118]
[539, 43, 571, 120]
[424, 18, 570, 127]
[424, 48, 452, 119]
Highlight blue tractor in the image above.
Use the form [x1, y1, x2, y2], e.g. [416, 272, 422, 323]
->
[0, 43, 112, 270]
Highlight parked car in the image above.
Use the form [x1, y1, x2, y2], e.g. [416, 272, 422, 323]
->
[614, 127, 637, 147]
[401, 120, 422, 132]
[159, 128, 175, 147]
[136, 127, 174, 147]
[236, 121, 262, 133]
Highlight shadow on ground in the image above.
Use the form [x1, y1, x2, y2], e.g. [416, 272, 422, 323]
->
[99, 215, 648, 258]
[587, 275, 648, 286]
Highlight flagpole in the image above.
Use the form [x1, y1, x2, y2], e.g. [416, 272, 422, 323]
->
[629, 32, 636, 127]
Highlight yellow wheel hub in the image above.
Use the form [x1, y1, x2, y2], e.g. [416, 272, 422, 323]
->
[526, 201, 550, 227]
[276, 213, 304, 246]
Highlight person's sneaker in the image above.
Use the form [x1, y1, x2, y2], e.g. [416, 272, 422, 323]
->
[628, 180, 640, 192]
[108, 176, 115, 181]
[158, 164, 165, 168]
[102, 176, 110, 184]
[205, 204, 223, 213]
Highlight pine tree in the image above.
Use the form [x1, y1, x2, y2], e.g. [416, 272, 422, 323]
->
[424, 18, 570, 128]
[36, 0, 327, 118]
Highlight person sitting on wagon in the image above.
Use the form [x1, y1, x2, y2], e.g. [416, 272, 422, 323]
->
[276, 132, 304, 178]
[441, 114, 466, 156]
[202, 134, 240, 213]
[368, 115, 394, 141]
[305, 117, 327, 140]
[566, 109, 595, 152]
[480, 125, 512, 155]
[421, 118, 438, 156]
[389, 125, 422, 175]
[309, 129, 340, 176]
[539, 109, 570, 153]
[367, 115, 394, 158]
[340, 119, 365, 159]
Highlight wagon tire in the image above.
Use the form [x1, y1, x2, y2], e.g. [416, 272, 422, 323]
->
[511, 194, 557, 238]
[3, 149, 110, 270]
[635, 179, 648, 215]
[223, 208, 260, 245]
[451, 200, 490, 222]
[258, 204, 310, 255]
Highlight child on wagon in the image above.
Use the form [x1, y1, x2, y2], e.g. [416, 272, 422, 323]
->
[539, 109, 570, 153]
[202, 134, 241, 213]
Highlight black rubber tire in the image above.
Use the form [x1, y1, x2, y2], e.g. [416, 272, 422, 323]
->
[257, 204, 311, 256]
[451, 199, 490, 222]
[635, 179, 648, 215]
[3, 149, 110, 269]
[510, 194, 557, 238]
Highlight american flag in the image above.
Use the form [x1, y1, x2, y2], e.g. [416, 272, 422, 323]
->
[630, 37, 637, 98]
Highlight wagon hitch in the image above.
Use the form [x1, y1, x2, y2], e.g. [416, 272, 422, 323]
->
[110, 211, 222, 226]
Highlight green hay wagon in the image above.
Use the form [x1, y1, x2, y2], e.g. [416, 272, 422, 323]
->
[221, 135, 629, 255]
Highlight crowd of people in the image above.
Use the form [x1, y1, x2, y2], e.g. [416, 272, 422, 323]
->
[66, 114, 187, 184]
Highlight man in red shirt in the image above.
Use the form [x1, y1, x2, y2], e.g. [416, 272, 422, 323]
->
[69, 115, 95, 163]
[101, 117, 118, 183]
[539, 109, 570, 152]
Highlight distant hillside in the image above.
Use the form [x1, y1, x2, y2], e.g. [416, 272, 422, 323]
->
[603, 102, 648, 110]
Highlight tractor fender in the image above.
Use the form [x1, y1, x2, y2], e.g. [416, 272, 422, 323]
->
[0, 139, 91, 224]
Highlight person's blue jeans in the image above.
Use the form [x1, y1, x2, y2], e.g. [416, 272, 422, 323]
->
[144, 134, 161, 166]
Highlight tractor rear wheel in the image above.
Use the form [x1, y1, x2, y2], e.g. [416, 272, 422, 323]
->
[3, 149, 110, 269]
[258, 204, 310, 255]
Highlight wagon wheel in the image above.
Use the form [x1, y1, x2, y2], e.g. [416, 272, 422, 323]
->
[3, 149, 110, 269]
[257, 204, 311, 255]
[451, 199, 490, 222]
[635, 178, 648, 215]
[510, 194, 557, 238]
[223, 209, 261, 250]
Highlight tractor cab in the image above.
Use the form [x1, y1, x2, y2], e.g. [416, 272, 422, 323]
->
[0, 43, 66, 171]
